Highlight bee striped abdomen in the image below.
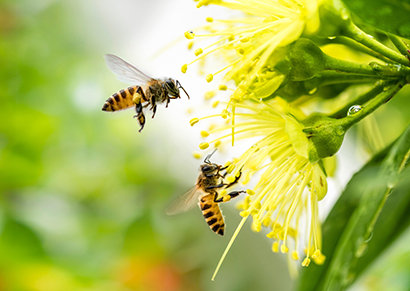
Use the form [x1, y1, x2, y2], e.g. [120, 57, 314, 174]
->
[199, 194, 225, 236]
[102, 86, 139, 112]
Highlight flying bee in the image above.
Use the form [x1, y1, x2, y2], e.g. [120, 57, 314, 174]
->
[166, 150, 245, 236]
[102, 54, 189, 132]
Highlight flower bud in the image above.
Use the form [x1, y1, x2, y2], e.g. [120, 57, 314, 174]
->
[302, 115, 345, 163]
[288, 39, 326, 81]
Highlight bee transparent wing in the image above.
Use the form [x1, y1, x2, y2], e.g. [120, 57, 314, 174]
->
[166, 186, 203, 215]
[104, 54, 154, 84]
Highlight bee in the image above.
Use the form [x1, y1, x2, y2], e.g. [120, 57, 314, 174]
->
[166, 150, 245, 236]
[102, 54, 189, 132]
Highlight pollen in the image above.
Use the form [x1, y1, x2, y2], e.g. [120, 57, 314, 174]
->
[193, 152, 202, 159]
[212, 100, 219, 108]
[194, 48, 203, 56]
[281, 244, 289, 253]
[200, 130, 209, 137]
[218, 84, 227, 91]
[240, 210, 249, 217]
[187, 41, 194, 50]
[292, 251, 299, 261]
[223, 195, 231, 202]
[214, 140, 222, 147]
[226, 175, 236, 183]
[184, 30, 195, 39]
[246, 189, 255, 195]
[205, 91, 215, 100]
[206, 74, 214, 83]
[302, 258, 311, 267]
[190, 117, 199, 126]
[199, 142, 209, 150]
[206, 17, 213, 22]
[221, 109, 228, 119]
[226, 164, 235, 174]
[272, 241, 279, 253]
[181, 64, 188, 73]
[312, 249, 321, 259]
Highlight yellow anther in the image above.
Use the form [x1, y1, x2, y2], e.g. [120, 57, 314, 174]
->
[214, 140, 221, 147]
[205, 91, 215, 100]
[192, 152, 201, 159]
[226, 164, 235, 173]
[312, 249, 321, 259]
[190, 117, 199, 126]
[187, 41, 194, 50]
[194, 48, 203, 56]
[206, 74, 214, 83]
[246, 189, 255, 195]
[236, 48, 245, 55]
[281, 244, 289, 253]
[219, 189, 227, 197]
[266, 231, 275, 239]
[313, 253, 326, 265]
[262, 217, 271, 227]
[226, 176, 236, 183]
[252, 219, 262, 232]
[206, 17, 214, 22]
[272, 241, 279, 253]
[223, 161, 232, 167]
[218, 84, 227, 91]
[212, 100, 219, 108]
[292, 251, 299, 261]
[181, 64, 188, 73]
[302, 258, 311, 267]
[199, 142, 209, 150]
[240, 210, 249, 217]
[200, 130, 209, 137]
[184, 30, 195, 39]
[221, 109, 228, 119]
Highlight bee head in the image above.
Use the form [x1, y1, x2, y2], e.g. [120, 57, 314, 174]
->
[200, 163, 219, 176]
[164, 78, 180, 98]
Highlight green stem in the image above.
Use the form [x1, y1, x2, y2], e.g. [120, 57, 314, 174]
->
[317, 71, 388, 87]
[330, 36, 392, 63]
[329, 81, 388, 119]
[324, 54, 410, 77]
[337, 79, 407, 131]
[343, 23, 410, 67]
[388, 34, 410, 57]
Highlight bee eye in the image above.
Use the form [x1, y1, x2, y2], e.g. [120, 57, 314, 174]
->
[166, 79, 175, 88]
[202, 166, 211, 172]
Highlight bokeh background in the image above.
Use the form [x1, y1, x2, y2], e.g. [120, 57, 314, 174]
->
[2, 0, 410, 290]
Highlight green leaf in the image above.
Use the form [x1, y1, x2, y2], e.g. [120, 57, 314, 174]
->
[342, 0, 410, 38]
[296, 123, 410, 291]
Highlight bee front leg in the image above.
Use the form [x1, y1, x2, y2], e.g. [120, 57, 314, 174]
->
[133, 99, 145, 132]
[224, 167, 243, 189]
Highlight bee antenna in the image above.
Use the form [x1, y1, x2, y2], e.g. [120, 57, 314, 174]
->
[204, 149, 217, 164]
[176, 80, 190, 99]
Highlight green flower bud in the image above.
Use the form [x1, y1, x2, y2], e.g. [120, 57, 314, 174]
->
[288, 39, 326, 81]
[302, 115, 345, 163]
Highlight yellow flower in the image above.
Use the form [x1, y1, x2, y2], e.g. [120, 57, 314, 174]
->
[193, 99, 328, 278]
[183, 0, 323, 103]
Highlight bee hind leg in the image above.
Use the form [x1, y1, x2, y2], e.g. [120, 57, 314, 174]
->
[214, 190, 246, 203]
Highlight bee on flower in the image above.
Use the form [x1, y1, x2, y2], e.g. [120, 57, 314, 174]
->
[191, 99, 329, 279]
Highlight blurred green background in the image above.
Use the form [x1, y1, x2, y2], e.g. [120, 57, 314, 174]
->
[0, 1, 294, 290]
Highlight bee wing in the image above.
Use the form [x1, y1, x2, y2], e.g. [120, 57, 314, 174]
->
[104, 54, 154, 84]
[166, 186, 203, 215]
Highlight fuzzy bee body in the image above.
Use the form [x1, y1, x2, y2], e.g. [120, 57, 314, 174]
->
[166, 150, 245, 236]
[199, 194, 225, 236]
[103, 54, 189, 132]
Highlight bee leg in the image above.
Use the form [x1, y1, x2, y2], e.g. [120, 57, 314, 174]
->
[133, 100, 145, 132]
[214, 190, 246, 203]
[152, 105, 157, 118]
[224, 167, 244, 189]
[206, 183, 228, 190]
